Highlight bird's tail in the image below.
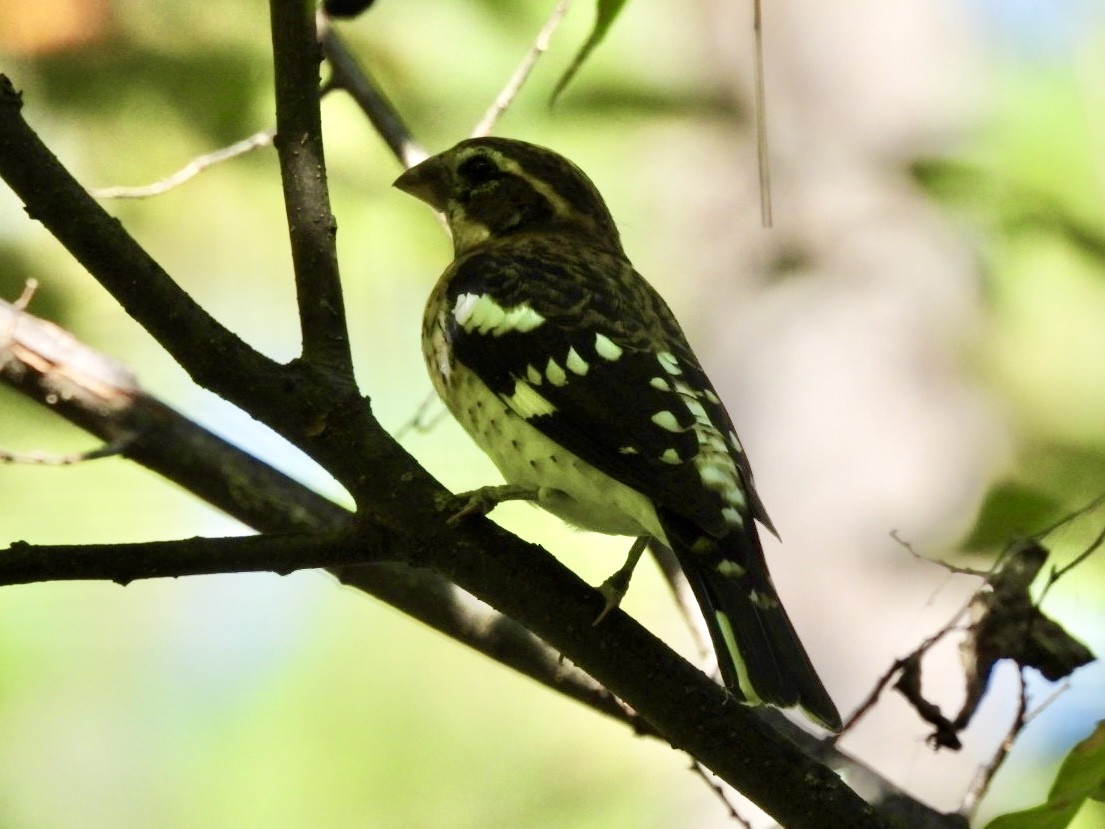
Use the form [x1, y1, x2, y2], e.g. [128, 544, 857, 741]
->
[661, 513, 841, 730]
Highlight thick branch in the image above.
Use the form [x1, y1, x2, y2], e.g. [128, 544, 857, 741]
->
[0, 310, 882, 827]
[404, 517, 887, 828]
[0, 533, 373, 585]
[0, 298, 345, 534]
[0, 69, 947, 826]
[0, 78, 274, 398]
[0, 76, 398, 501]
[0, 296, 627, 723]
[270, 0, 353, 373]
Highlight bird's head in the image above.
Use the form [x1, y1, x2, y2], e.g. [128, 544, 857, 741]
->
[394, 137, 623, 255]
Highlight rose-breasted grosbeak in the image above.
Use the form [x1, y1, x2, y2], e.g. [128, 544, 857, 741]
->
[394, 137, 840, 729]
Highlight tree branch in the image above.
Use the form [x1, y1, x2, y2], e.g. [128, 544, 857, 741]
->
[90, 129, 277, 199]
[319, 15, 427, 167]
[0, 57, 957, 823]
[0, 533, 375, 585]
[0, 304, 884, 827]
[270, 0, 353, 373]
[0, 296, 628, 725]
[0, 79, 270, 392]
[471, 0, 570, 137]
[0, 75, 398, 502]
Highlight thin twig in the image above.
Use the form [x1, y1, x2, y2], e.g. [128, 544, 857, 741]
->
[891, 529, 986, 577]
[1044, 520, 1105, 592]
[12, 278, 37, 310]
[752, 0, 772, 228]
[318, 12, 427, 167]
[471, 0, 571, 137]
[392, 389, 448, 441]
[959, 669, 1030, 818]
[834, 599, 973, 740]
[0, 437, 131, 465]
[1033, 489, 1105, 541]
[1, 278, 35, 359]
[90, 130, 276, 199]
[690, 761, 752, 828]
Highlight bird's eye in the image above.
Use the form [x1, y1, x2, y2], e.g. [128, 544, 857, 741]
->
[457, 155, 501, 185]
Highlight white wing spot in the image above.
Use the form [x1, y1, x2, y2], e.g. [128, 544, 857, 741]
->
[546, 357, 567, 387]
[452, 293, 480, 327]
[526, 364, 542, 385]
[675, 385, 709, 421]
[565, 346, 589, 376]
[657, 351, 683, 376]
[659, 448, 681, 465]
[715, 560, 745, 578]
[649, 376, 670, 391]
[501, 380, 557, 419]
[703, 389, 721, 404]
[721, 507, 745, 527]
[728, 430, 743, 452]
[619, 445, 639, 455]
[594, 333, 623, 361]
[750, 590, 779, 610]
[697, 465, 733, 489]
[655, 379, 751, 522]
[502, 304, 546, 333]
[452, 293, 546, 336]
[651, 410, 682, 432]
[460, 293, 504, 332]
[691, 536, 715, 555]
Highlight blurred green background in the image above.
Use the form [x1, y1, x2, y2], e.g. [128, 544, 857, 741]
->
[1, 1, 1104, 826]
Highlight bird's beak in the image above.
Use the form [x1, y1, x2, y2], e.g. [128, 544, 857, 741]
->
[393, 155, 448, 211]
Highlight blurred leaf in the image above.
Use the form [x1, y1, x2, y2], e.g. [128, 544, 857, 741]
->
[1005, 202, 1105, 270]
[550, 0, 631, 105]
[961, 480, 1063, 552]
[984, 722, 1105, 829]
[911, 157, 991, 205]
[910, 158, 1105, 271]
[34, 43, 263, 145]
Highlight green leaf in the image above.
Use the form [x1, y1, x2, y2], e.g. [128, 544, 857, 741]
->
[550, 0, 631, 105]
[960, 480, 1063, 552]
[984, 722, 1105, 829]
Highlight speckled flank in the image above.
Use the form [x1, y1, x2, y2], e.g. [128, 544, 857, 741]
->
[439, 361, 668, 542]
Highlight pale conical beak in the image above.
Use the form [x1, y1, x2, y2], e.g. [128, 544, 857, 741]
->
[393, 155, 448, 211]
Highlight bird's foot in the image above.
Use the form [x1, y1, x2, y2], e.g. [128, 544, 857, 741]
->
[592, 537, 650, 625]
[593, 570, 632, 625]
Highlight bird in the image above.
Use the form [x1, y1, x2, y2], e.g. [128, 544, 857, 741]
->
[394, 137, 840, 730]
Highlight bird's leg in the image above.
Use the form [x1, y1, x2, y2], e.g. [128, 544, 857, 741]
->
[447, 484, 540, 523]
[594, 536, 650, 625]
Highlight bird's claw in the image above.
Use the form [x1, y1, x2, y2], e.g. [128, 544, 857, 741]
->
[446, 484, 538, 524]
[593, 569, 631, 625]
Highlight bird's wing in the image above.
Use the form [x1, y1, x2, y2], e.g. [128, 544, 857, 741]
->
[440, 238, 772, 538]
